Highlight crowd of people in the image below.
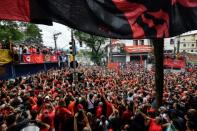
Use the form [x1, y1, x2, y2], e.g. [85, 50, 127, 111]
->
[11, 44, 64, 62]
[0, 41, 65, 62]
[0, 64, 197, 131]
[12, 44, 59, 55]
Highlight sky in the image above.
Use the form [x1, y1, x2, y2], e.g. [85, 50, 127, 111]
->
[38, 22, 71, 50]
[38, 22, 197, 50]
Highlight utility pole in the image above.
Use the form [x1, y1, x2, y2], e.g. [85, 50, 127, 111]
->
[53, 32, 62, 51]
[177, 35, 180, 54]
[71, 29, 77, 84]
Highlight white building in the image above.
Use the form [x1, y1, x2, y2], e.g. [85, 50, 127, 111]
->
[107, 39, 153, 63]
[166, 31, 197, 54]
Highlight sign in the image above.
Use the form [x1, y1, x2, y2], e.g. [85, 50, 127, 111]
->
[23, 54, 44, 64]
[124, 45, 153, 53]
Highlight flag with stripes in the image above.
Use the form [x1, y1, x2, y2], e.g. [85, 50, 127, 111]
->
[0, 0, 196, 39]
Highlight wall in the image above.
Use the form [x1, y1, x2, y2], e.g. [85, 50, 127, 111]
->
[0, 63, 60, 80]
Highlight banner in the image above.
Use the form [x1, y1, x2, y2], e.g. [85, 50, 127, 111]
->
[23, 54, 44, 64]
[50, 55, 58, 62]
[108, 62, 120, 70]
[0, 49, 12, 65]
[0, 0, 196, 39]
[164, 58, 185, 69]
[125, 45, 153, 53]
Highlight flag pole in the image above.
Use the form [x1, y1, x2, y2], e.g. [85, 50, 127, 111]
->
[152, 38, 164, 109]
[71, 29, 77, 85]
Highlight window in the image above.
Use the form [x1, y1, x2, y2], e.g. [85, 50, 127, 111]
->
[183, 44, 186, 47]
[192, 44, 194, 47]
[139, 40, 144, 45]
[170, 39, 174, 45]
[133, 40, 138, 46]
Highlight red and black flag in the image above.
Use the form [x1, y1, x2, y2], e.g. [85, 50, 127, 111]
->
[0, 0, 197, 39]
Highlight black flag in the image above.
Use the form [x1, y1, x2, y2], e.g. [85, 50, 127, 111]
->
[0, 0, 196, 39]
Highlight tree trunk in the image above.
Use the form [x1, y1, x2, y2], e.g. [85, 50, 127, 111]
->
[153, 38, 164, 109]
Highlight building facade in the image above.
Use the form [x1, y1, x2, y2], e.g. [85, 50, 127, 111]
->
[121, 39, 153, 63]
[172, 32, 197, 54]
[108, 39, 153, 63]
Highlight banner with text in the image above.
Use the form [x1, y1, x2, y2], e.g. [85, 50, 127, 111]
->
[164, 58, 185, 69]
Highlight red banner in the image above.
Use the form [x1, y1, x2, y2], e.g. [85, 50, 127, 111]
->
[23, 54, 58, 63]
[164, 58, 185, 69]
[50, 55, 58, 62]
[23, 54, 44, 64]
[125, 45, 153, 53]
[108, 62, 120, 70]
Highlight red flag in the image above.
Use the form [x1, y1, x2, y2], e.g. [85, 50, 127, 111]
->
[164, 58, 185, 69]
[50, 55, 58, 62]
[107, 62, 120, 71]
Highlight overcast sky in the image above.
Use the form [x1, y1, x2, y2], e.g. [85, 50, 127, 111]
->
[38, 22, 71, 50]
[38, 22, 197, 50]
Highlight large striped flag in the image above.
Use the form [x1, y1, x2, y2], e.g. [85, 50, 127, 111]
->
[0, 0, 197, 39]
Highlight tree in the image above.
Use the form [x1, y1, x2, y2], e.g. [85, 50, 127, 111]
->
[23, 23, 43, 45]
[74, 30, 107, 65]
[0, 21, 24, 48]
[0, 21, 43, 48]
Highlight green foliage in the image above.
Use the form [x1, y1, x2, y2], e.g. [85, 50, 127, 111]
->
[0, 21, 43, 47]
[0, 21, 24, 46]
[24, 23, 43, 45]
[74, 30, 106, 65]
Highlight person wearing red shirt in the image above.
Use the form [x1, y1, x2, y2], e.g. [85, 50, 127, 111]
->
[37, 100, 55, 131]
[54, 99, 74, 131]
[105, 100, 113, 117]
[140, 111, 170, 131]
[96, 102, 103, 119]
[149, 118, 162, 131]
[121, 105, 133, 125]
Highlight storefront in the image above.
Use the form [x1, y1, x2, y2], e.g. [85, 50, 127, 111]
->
[124, 45, 153, 63]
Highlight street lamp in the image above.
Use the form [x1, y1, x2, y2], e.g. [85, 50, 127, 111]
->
[53, 32, 62, 51]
